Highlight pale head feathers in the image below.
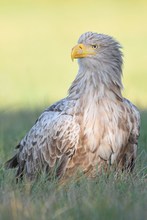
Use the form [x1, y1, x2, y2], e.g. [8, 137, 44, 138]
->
[69, 32, 123, 100]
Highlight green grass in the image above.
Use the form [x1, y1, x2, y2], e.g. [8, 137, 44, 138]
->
[0, 109, 147, 220]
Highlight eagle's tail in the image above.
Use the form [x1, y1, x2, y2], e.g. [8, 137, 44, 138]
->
[5, 154, 18, 169]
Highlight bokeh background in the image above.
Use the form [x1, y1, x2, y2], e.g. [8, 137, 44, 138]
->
[0, 0, 147, 110]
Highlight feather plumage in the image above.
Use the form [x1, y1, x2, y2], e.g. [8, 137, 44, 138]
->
[5, 32, 140, 181]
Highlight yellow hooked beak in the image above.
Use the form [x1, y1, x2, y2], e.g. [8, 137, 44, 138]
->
[71, 44, 96, 61]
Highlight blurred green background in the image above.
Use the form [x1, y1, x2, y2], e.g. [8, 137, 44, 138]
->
[0, 0, 147, 109]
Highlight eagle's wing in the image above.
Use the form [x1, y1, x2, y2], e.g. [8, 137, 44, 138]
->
[5, 99, 80, 180]
[110, 98, 140, 171]
[123, 98, 140, 170]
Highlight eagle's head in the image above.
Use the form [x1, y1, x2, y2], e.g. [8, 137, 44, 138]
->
[71, 32, 123, 91]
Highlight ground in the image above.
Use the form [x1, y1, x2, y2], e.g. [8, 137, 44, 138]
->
[0, 109, 147, 220]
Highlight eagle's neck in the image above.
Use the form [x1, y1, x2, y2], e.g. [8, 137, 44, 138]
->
[68, 65, 123, 153]
[68, 66, 123, 103]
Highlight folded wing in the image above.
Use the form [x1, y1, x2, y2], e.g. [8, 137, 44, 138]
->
[5, 99, 80, 180]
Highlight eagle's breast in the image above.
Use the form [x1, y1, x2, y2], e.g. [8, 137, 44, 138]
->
[67, 98, 132, 177]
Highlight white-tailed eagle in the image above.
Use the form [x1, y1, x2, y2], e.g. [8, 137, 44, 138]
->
[5, 32, 140, 181]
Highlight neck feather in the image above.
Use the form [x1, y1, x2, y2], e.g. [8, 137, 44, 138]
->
[68, 65, 123, 102]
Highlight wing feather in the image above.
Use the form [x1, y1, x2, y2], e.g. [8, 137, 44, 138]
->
[111, 98, 140, 170]
[6, 99, 80, 180]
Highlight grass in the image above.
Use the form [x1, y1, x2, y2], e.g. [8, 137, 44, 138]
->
[0, 1, 147, 219]
[0, 109, 147, 220]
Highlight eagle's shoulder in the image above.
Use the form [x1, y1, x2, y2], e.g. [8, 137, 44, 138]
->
[123, 98, 140, 123]
[44, 98, 76, 115]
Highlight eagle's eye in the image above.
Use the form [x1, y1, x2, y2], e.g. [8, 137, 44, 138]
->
[91, 45, 98, 49]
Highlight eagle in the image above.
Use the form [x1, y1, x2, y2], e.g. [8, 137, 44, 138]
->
[5, 32, 140, 181]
